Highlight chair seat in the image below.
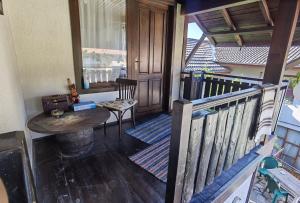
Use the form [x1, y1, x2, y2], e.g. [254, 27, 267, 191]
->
[258, 168, 269, 176]
[97, 99, 137, 111]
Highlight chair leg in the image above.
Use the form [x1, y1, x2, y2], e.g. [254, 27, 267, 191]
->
[104, 122, 107, 136]
[131, 106, 136, 128]
[118, 111, 122, 139]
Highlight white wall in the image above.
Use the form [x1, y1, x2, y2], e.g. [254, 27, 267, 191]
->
[4, 0, 125, 139]
[0, 15, 26, 134]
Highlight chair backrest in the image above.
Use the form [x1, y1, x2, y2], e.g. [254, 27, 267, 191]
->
[116, 78, 137, 100]
[265, 174, 280, 194]
[262, 156, 279, 169]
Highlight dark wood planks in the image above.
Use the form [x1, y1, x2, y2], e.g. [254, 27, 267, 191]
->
[215, 106, 236, 177]
[34, 121, 166, 203]
[206, 108, 229, 185]
[233, 98, 259, 163]
[224, 102, 245, 170]
[194, 111, 219, 193]
[182, 116, 205, 203]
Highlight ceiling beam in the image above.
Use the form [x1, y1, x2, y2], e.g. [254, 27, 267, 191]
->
[221, 8, 243, 46]
[185, 34, 206, 65]
[192, 15, 216, 45]
[182, 0, 260, 16]
[206, 26, 274, 37]
[259, 0, 274, 26]
[263, 0, 300, 85]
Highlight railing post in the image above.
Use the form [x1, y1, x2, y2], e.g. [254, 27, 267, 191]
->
[165, 100, 193, 203]
[254, 84, 277, 143]
[183, 72, 193, 100]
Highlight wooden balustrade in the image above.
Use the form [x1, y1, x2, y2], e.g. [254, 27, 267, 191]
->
[166, 84, 281, 203]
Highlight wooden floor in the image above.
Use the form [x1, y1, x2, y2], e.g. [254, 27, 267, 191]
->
[33, 121, 166, 203]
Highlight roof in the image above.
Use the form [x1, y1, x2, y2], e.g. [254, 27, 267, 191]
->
[185, 38, 231, 73]
[185, 38, 300, 69]
[215, 45, 300, 67]
[182, 0, 300, 46]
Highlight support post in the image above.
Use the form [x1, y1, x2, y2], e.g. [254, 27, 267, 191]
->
[263, 0, 300, 85]
[165, 100, 193, 203]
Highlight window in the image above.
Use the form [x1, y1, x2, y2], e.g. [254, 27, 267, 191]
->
[70, 0, 127, 93]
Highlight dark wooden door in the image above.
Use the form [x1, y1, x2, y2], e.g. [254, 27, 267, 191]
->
[128, 1, 168, 115]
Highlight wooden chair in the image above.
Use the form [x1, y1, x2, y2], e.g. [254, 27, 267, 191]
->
[103, 78, 137, 138]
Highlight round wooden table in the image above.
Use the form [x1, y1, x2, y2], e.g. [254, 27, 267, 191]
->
[27, 107, 110, 157]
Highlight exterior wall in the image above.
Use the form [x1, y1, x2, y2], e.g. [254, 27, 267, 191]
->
[275, 125, 300, 170]
[221, 63, 300, 78]
[275, 104, 300, 170]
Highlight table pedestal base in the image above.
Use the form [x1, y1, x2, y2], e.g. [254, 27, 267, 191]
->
[55, 128, 94, 158]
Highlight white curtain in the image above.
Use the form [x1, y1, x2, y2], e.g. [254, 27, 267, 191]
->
[79, 0, 126, 84]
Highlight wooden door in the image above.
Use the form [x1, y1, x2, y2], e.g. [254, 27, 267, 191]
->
[128, 1, 168, 115]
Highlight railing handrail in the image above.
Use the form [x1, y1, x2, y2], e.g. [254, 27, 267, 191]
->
[191, 84, 277, 111]
[181, 71, 291, 86]
[181, 71, 263, 82]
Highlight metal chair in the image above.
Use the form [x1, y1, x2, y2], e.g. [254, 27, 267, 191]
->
[264, 174, 288, 203]
[103, 78, 137, 138]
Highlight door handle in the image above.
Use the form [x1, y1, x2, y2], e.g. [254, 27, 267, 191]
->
[134, 57, 139, 71]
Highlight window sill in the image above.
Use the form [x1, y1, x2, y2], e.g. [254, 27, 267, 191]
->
[78, 86, 118, 95]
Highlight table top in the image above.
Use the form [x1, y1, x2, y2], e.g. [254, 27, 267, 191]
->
[268, 168, 300, 199]
[27, 107, 110, 134]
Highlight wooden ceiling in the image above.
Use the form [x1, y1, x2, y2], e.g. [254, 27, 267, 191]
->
[180, 0, 300, 47]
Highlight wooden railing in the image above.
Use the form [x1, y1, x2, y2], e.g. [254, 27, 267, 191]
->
[166, 84, 280, 203]
[181, 71, 262, 100]
[181, 71, 289, 133]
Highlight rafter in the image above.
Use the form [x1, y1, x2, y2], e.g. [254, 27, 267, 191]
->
[206, 26, 274, 37]
[221, 8, 243, 46]
[192, 15, 216, 45]
[259, 0, 274, 26]
[185, 34, 206, 65]
[182, 0, 261, 16]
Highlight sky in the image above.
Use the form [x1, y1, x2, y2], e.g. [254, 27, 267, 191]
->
[187, 23, 203, 39]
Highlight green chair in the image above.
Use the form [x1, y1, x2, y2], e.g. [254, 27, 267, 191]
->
[264, 174, 288, 203]
[258, 156, 279, 177]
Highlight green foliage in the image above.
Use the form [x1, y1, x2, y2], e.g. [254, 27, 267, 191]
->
[291, 72, 300, 88]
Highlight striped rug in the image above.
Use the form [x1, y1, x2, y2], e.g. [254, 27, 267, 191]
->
[129, 136, 170, 183]
[125, 114, 172, 144]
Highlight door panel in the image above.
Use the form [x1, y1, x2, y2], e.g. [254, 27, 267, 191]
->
[139, 7, 151, 74]
[152, 80, 162, 105]
[153, 11, 165, 74]
[131, 2, 167, 115]
[138, 80, 149, 107]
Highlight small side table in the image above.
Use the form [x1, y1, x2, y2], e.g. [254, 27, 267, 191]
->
[98, 99, 137, 138]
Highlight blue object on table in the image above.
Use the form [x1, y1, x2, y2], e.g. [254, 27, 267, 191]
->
[73, 101, 96, 111]
[258, 156, 279, 177]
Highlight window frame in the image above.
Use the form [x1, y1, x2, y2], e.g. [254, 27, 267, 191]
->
[69, 0, 128, 94]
